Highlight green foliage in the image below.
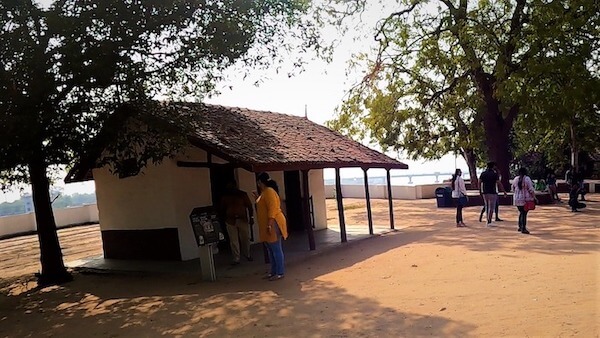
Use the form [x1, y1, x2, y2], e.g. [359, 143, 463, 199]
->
[51, 193, 97, 209]
[0, 0, 322, 282]
[514, 44, 600, 171]
[0, 198, 26, 217]
[325, 1, 488, 167]
[324, 0, 600, 182]
[0, 0, 321, 183]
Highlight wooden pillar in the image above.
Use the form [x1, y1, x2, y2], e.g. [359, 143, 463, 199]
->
[302, 170, 316, 250]
[363, 168, 374, 235]
[386, 169, 395, 230]
[335, 168, 347, 242]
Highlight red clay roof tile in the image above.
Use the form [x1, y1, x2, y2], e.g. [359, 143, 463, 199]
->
[179, 102, 408, 171]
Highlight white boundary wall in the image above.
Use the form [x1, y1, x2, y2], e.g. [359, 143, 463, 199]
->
[324, 181, 600, 200]
[0, 204, 99, 238]
[0, 182, 444, 239]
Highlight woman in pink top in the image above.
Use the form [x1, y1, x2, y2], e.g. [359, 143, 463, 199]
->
[512, 167, 537, 234]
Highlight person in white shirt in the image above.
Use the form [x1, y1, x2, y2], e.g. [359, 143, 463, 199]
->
[451, 169, 468, 227]
[512, 167, 537, 234]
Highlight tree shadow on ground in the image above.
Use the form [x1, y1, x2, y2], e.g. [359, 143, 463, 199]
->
[3, 196, 597, 337]
[0, 229, 476, 337]
[332, 195, 600, 256]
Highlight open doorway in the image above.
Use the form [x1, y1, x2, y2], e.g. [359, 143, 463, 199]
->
[210, 166, 235, 252]
[284, 170, 304, 233]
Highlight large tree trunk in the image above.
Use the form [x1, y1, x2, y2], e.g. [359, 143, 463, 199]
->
[470, 70, 515, 190]
[462, 148, 479, 188]
[482, 104, 514, 190]
[28, 157, 72, 286]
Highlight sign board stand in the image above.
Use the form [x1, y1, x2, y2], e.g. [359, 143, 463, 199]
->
[198, 244, 217, 281]
[189, 206, 224, 282]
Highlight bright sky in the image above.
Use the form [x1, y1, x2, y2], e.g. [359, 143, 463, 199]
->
[1, 1, 469, 203]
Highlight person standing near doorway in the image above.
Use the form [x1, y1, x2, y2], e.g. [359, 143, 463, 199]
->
[220, 179, 254, 265]
[479, 162, 507, 226]
[255, 172, 288, 281]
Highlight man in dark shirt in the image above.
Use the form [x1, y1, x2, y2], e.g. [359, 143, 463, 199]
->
[479, 162, 507, 226]
[479, 166, 503, 222]
[220, 179, 254, 265]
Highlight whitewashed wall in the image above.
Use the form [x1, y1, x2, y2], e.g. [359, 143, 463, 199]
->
[0, 204, 99, 238]
[93, 162, 178, 232]
[171, 148, 214, 260]
[0, 213, 36, 238]
[93, 148, 210, 260]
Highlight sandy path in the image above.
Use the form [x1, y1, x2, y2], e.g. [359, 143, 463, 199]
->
[0, 195, 598, 337]
[0, 225, 102, 278]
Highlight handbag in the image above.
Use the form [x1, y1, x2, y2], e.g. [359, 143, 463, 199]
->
[458, 195, 468, 207]
[524, 200, 536, 211]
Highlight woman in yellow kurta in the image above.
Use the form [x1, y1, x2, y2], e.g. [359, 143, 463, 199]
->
[255, 172, 288, 281]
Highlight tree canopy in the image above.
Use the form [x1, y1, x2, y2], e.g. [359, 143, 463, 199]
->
[325, 0, 600, 187]
[514, 49, 600, 174]
[0, 0, 321, 285]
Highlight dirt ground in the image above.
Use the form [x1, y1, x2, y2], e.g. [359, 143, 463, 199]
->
[0, 195, 598, 337]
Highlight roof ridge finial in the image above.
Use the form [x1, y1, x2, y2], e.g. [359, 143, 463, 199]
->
[304, 104, 308, 120]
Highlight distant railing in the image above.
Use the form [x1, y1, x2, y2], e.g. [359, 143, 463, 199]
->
[390, 172, 468, 184]
[325, 172, 472, 186]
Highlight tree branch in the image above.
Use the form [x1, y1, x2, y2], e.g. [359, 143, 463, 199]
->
[437, 0, 456, 12]
[424, 71, 469, 107]
[374, 3, 419, 42]
[498, 0, 527, 75]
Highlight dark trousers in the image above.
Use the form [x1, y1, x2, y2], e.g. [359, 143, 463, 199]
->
[480, 199, 500, 219]
[456, 204, 463, 223]
[517, 206, 528, 230]
[569, 199, 586, 211]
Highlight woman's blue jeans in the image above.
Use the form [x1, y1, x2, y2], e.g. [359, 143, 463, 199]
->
[266, 225, 285, 276]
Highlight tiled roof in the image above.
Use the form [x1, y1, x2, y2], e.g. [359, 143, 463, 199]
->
[178, 102, 408, 171]
[65, 102, 408, 182]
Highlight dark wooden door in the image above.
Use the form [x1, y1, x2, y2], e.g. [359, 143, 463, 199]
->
[210, 166, 235, 207]
[284, 171, 304, 232]
[210, 166, 235, 251]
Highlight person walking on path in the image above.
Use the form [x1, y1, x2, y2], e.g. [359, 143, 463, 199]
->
[479, 199, 501, 222]
[451, 169, 468, 227]
[512, 168, 537, 234]
[220, 180, 254, 265]
[254, 172, 288, 281]
[479, 162, 507, 226]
